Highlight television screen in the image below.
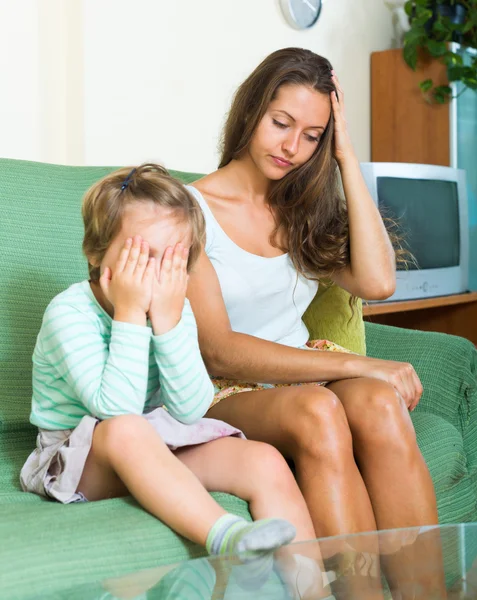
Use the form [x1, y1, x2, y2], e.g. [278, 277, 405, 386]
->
[377, 177, 460, 271]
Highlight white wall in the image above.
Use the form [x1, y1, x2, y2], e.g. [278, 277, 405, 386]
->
[1, 0, 395, 170]
[82, 0, 394, 172]
[0, 0, 41, 161]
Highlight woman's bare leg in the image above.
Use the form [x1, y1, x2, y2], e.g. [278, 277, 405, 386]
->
[326, 377, 444, 599]
[326, 377, 438, 530]
[207, 385, 378, 538]
[207, 386, 384, 598]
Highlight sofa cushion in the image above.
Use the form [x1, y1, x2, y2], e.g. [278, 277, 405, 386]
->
[412, 411, 477, 523]
[303, 282, 366, 355]
[0, 490, 251, 599]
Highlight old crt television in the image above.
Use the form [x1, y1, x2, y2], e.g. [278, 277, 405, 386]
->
[360, 162, 469, 302]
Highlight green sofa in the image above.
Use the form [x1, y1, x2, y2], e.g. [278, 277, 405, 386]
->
[1, 158, 476, 598]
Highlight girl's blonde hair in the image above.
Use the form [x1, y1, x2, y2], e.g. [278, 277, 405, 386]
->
[82, 163, 205, 281]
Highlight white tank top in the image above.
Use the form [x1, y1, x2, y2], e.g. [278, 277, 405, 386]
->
[187, 185, 318, 348]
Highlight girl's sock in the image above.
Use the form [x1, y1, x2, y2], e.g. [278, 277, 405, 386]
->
[206, 514, 296, 558]
[206, 514, 296, 591]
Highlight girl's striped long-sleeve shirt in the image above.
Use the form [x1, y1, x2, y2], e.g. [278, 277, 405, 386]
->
[30, 281, 214, 430]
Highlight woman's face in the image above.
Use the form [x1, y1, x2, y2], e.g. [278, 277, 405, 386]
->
[248, 84, 331, 181]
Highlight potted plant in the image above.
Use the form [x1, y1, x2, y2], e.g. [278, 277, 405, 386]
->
[402, 0, 477, 102]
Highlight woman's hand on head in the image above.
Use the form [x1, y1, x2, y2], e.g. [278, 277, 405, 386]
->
[330, 71, 355, 165]
[148, 243, 189, 336]
[99, 235, 155, 326]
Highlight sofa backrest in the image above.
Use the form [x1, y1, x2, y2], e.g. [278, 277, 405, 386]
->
[0, 158, 201, 430]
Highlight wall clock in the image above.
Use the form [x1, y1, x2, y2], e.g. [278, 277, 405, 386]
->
[280, 0, 323, 30]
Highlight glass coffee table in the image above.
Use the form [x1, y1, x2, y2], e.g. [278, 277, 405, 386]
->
[71, 524, 477, 599]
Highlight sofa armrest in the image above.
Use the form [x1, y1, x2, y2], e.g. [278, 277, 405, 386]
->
[365, 322, 477, 435]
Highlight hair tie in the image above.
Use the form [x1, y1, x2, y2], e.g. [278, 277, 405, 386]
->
[121, 168, 137, 191]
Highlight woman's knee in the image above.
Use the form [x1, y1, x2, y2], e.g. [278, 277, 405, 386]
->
[346, 379, 417, 450]
[286, 386, 353, 460]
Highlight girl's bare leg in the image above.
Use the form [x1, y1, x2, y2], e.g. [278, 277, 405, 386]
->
[174, 436, 316, 543]
[77, 414, 314, 544]
[77, 413, 327, 598]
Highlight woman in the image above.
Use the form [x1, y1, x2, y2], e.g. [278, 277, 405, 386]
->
[186, 47, 438, 540]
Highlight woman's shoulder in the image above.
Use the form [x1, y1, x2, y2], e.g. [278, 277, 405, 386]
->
[189, 169, 221, 193]
[188, 169, 237, 206]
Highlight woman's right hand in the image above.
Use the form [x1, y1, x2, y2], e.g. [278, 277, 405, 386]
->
[357, 357, 423, 411]
[99, 235, 156, 326]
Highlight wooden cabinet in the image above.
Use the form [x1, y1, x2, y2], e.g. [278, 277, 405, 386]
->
[363, 293, 477, 346]
[371, 48, 451, 166]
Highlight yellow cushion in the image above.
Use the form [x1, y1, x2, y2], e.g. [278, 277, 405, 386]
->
[302, 282, 366, 355]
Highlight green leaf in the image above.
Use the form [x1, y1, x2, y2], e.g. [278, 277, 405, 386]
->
[404, 26, 426, 43]
[463, 20, 475, 33]
[403, 43, 418, 70]
[433, 20, 450, 34]
[413, 7, 433, 27]
[419, 78, 434, 92]
[404, 1, 414, 17]
[443, 52, 464, 66]
[448, 65, 467, 81]
[433, 85, 452, 104]
[426, 39, 448, 56]
[439, 85, 453, 95]
[464, 78, 477, 90]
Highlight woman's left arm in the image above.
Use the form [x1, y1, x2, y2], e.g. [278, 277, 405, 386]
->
[329, 72, 396, 301]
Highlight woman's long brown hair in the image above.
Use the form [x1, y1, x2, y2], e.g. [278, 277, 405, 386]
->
[219, 48, 406, 286]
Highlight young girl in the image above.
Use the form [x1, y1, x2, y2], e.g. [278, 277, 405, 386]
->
[19, 163, 322, 575]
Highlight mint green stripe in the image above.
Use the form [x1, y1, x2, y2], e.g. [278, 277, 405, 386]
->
[110, 338, 150, 352]
[148, 370, 159, 382]
[45, 336, 104, 358]
[41, 382, 84, 407]
[167, 384, 211, 419]
[100, 375, 144, 408]
[107, 353, 148, 366]
[80, 369, 145, 402]
[48, 345, 105, 370]
[153, 325, 184, 347]
[47, 405, 88, 419]
[154, 355, 196, 369]
[42, 320, 97, 344]
[31, 411, 74, 429]
[53, 347, 106, 375]
[42, 308, 80, 329]
[87, 377, 132, 408]
[33, 388, 86, 416]
[162, 369, 202, 399]
[153, 330, 188, 357]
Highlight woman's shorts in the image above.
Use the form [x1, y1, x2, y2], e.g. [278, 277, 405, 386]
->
[210, 338, 352, 408]
[20, 408, 245, 504]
